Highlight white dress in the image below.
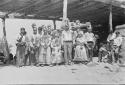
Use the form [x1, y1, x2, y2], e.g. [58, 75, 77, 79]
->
[39, 34, 51, 65]
[74, 36, 88, 61]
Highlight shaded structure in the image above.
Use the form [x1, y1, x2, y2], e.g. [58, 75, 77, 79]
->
[0, 0, 124, 58]
[0, 0, 123, 23]
[0, 0, 124, 39]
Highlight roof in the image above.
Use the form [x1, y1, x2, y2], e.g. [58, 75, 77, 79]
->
[116, 24, 125, 29]
[0, 0, 124, 24]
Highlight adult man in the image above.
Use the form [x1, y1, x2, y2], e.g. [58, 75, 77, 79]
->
[112, 32, 123, 63]
[62, 19, 73, 65]
[85, 23, 95, 62]
[30, 24, 39, 66]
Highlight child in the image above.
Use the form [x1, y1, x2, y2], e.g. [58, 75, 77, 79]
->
[98, 42, 109, 62]
[51, 31, 62, 66]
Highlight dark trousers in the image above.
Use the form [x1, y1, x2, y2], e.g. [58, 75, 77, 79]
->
[112, 46, 120, 63]
[98, 51, 103, 62]
[88, 49, 93, 61]
[24, 47, 39, 66]
[63, 41, 73, 64]
[24, 50, 31, 66]
[87, 41, 94, 62]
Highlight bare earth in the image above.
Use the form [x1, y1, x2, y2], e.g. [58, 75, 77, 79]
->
[0, 62, 125, 84]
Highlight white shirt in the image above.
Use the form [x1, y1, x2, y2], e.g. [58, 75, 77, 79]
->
[62, 30, 73, 41]
[16, 34, 28, 43]
[113, 36, 123, 46]
[30, 34, 39, 47]
[85, 32, 94, 42]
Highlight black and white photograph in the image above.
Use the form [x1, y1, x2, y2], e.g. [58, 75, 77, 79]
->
[0, 0, 124, 84]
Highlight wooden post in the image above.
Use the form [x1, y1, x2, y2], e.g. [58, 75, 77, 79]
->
[63, 0, 68, 20]
[2, 17, 9, 63]
[53, 20, 56, 29]
[2, 17, 6, 36]
[109, 3, 113, 32]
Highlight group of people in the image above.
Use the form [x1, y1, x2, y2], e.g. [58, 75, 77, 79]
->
[98, 31, 123, 64]
[15, 19, 97, 67]
[15, 19, 124, 67]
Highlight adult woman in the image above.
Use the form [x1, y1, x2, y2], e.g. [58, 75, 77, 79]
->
[16, 28, 28, 67]
[73, 31, 88, 62]
[51, 30, 62, 65]
[39, 27, 51, 66]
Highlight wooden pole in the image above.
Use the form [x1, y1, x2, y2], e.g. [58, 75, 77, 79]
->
[63, 0, 68, 20]
[2, 17, 6, 36]
[53, 20, 56, 29]
[109, 3, 113, 32]
[2, 17, 9, 62]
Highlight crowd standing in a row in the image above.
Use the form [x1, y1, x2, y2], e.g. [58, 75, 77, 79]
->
[15, 19, 123, 67]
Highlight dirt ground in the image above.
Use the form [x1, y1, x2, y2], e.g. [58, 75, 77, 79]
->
[0, 61, 124, 84]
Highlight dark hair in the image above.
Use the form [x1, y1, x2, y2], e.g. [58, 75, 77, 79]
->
[38, 27, 42, 30]
[20, 27, 27, 35]
[20, 27, 25, 30]
[116, 31, 120, 34]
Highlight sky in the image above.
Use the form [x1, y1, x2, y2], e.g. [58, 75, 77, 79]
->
[0, 18, 62, 55]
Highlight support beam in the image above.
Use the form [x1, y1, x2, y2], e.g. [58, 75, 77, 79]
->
[2, 17, 6, 36]
[53, 20, 56, 29]
[63, 0, 68, 19]
[109, 3, 113, 32]
[1, 17, 9, 62]
[95, 0, 125, 9]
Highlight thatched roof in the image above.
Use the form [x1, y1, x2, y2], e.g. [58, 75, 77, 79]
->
[0, 0, 124, 24]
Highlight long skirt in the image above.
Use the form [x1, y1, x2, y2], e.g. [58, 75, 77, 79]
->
[74, 45, 88, 62]
[39, 46, 51, 65]
[51, 48, 62, 64]
[16, 46, 26, 67]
